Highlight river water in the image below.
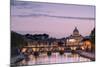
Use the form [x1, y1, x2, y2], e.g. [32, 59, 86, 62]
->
[19, 52, 91, 65]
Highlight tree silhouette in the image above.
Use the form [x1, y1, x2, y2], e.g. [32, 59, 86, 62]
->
[90, 28, 95, 44]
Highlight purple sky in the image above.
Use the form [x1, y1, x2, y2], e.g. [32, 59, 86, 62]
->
[11, 0, 95, 38]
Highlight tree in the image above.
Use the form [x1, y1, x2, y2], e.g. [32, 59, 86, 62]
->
[90, 28, 95, 44]
[90, 28, 95, 52]
[11, 31, 27, 48]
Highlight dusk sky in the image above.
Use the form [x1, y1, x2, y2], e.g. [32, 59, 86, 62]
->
[11, 0, 95, 38]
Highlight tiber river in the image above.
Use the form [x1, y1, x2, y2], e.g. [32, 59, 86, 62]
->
[18, 52, 91, 65]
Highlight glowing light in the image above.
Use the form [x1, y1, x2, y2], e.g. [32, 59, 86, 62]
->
[69, 39, 76, 42]
[71, 47, 76, 50]
[21, 48, 27, 52]
[32, 48, 36, 51]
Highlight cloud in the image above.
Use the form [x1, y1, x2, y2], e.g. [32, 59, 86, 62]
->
[11, 0, 30, 6]
[11, 0, 49, 14]
[11, 0, 42, 8]
[12, 13, 95, 20]
[11, 0, 95, 20]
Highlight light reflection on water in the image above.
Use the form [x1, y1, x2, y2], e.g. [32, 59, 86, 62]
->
[19, 53, 91, 65]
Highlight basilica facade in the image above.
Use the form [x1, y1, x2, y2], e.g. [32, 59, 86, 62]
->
[66, 27, 83, 47]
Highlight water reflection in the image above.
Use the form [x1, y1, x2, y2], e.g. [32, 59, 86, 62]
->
[19, 53, 91, 65]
